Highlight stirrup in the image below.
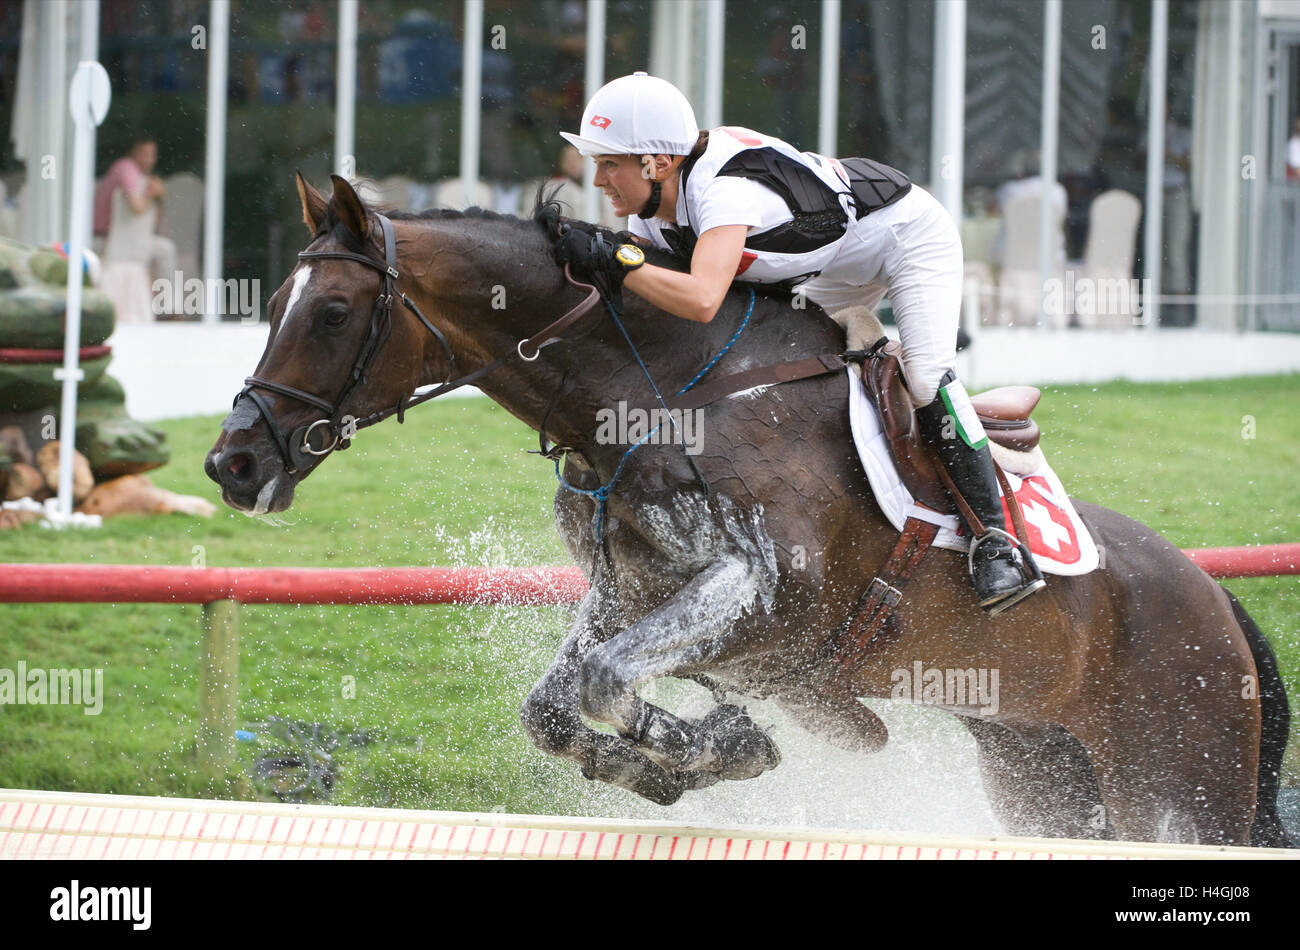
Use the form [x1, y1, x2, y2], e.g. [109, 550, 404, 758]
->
[969, 527, 1046, 616]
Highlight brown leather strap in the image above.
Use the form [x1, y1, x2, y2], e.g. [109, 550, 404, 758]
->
[931, 450, 1031, 549]
[993, 463, 1031, 548]
[932, 461, 987, 538]
[517, 264, 602, 359]
[664, 353, 847, 413]
[831, 516, 939, 673]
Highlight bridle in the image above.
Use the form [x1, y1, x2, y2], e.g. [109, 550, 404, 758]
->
[233, 212, 600, 475]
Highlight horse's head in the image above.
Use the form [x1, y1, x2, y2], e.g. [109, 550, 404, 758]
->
[205, 173, 443, 514]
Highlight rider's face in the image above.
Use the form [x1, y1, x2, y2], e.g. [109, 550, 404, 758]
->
[591, 154, 653, 218]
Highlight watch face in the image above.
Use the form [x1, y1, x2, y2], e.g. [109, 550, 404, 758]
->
[616, 244, 645, 267]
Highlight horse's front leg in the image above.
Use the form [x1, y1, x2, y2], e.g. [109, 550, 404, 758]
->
[520, 576, 691, 805]
[578, 556, 781, 784]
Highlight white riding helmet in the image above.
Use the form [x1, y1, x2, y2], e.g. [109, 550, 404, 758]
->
[560, 72, 698, 157]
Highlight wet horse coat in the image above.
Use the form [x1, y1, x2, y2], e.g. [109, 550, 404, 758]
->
[206, 175, 1291, 847]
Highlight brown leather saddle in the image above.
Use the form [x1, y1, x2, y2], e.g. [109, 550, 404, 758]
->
[862, 338, 1040, 515]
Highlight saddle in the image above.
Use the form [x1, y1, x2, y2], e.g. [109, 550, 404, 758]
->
[861, 338, 1040, 514]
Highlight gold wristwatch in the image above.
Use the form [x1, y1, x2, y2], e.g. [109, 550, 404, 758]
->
[614, 243, 646, 271]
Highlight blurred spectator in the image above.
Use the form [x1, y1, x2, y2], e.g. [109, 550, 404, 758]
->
[1288, 116, 1300, 181]
[1160, 116, 1193, 298]
[92, 138, 176, 284]
[519, 145, 585, 218]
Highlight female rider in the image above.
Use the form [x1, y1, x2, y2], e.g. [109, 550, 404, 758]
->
[556, 72, 1043, 614]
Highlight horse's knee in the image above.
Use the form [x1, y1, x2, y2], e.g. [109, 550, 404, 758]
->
[520, 683, 580, 756]
[578, 649, 629, 727]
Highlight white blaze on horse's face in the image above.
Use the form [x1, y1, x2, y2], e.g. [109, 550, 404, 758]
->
[277, 265, 313, 337]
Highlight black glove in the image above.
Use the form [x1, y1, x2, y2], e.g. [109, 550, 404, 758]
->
[554, 225, 629, 297]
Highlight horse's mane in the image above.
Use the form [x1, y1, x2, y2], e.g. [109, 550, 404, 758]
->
[322, 181, 797, 308]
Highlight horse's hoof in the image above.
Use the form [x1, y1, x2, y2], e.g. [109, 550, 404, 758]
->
[637, 769, 686, 806]
[699, 704, 781, 781]
[582, 760, 685, 806]
[680, 769, 724, 792]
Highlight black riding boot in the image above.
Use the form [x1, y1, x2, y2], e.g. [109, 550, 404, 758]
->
[916, 374, 1046, 614]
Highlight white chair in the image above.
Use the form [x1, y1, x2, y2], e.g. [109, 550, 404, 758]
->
[960, 216, 1000, 326]
[960, 215, 1000, 266]
[997, 192, 1066, 327]
[1077, 189, 1142, 328]
[963, 260, 997, 327]
[100, 190, 157, 324]
[432, 177, 496, 211]
[161, 172, 203, 286]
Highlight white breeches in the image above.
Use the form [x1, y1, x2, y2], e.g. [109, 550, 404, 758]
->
[796, 184, 964, 406]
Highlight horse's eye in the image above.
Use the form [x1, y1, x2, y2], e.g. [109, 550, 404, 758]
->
[322, 308, 349, 329]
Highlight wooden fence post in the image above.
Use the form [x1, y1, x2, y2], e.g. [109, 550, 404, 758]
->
[198, 599, 240, 776]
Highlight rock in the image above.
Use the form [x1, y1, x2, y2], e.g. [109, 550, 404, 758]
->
[5, 461, 48, 501]
[0, 508, 42, 529]
[76, 474, 216, 518]
[35, 441, 94, 503]
[0, 424, 33, 465]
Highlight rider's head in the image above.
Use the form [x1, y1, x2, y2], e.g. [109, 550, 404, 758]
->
[560, 72, 702, 219]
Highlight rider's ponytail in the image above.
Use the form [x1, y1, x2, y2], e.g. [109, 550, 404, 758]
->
[688, 130, 709, 161]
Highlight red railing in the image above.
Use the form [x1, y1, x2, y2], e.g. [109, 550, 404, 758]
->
[1, 545, 1294, 775]
[1, 543, 1296, 608]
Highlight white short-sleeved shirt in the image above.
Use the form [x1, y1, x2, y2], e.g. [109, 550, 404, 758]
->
[629, 175, 792, 251]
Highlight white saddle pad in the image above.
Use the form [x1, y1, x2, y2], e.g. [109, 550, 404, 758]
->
[846, 368, 1099, 577]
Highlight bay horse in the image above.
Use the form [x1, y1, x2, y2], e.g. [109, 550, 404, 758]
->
[205, 174, 1292, 847]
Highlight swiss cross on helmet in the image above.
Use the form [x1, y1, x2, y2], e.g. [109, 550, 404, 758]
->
[560, 72, 698, 157]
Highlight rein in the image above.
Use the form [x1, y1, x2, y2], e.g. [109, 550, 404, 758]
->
[234, 213, 600, 475]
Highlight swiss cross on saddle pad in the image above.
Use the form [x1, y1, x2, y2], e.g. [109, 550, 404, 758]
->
[844, 367, 1101, 577]
[998, 472, 1084, 566]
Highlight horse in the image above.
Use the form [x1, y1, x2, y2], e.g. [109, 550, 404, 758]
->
[205, 174, 1293, 847]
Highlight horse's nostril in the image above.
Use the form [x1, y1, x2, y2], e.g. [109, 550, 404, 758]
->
[226, 452, 253, 480]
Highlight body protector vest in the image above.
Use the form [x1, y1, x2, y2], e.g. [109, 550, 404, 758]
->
[662, 126, 912, 290]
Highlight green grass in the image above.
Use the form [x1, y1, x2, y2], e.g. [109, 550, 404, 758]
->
[1, 375, 1297, 813]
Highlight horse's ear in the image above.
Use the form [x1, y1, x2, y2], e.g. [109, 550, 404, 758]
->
[295, 170, 328, 234]
[329, 174, 369, 242]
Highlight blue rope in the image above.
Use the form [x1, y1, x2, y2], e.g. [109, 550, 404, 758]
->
[555, 288, 755, 542]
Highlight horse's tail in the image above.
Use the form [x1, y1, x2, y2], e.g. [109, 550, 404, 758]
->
[1223, 586, 1296, 848]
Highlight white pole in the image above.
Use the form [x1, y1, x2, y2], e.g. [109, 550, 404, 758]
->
[57, 54, 110, 520]
[79, 0, 98, 60]
[460, 0, 483, 202]
[582, 0, 606, 223]
[32, 0, 67, 247]
[1037, 0, 1061, 328]
[930, 0, 966, 224]
[1143, 0, 1167, 329]
[673, 0, 694, 96]
[335, 0, 357, 178]
[202, 0, 229, 324]
[702, 0, 724, 130]
[75, 0, 99, 253]
[818, 0, 841, 157]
